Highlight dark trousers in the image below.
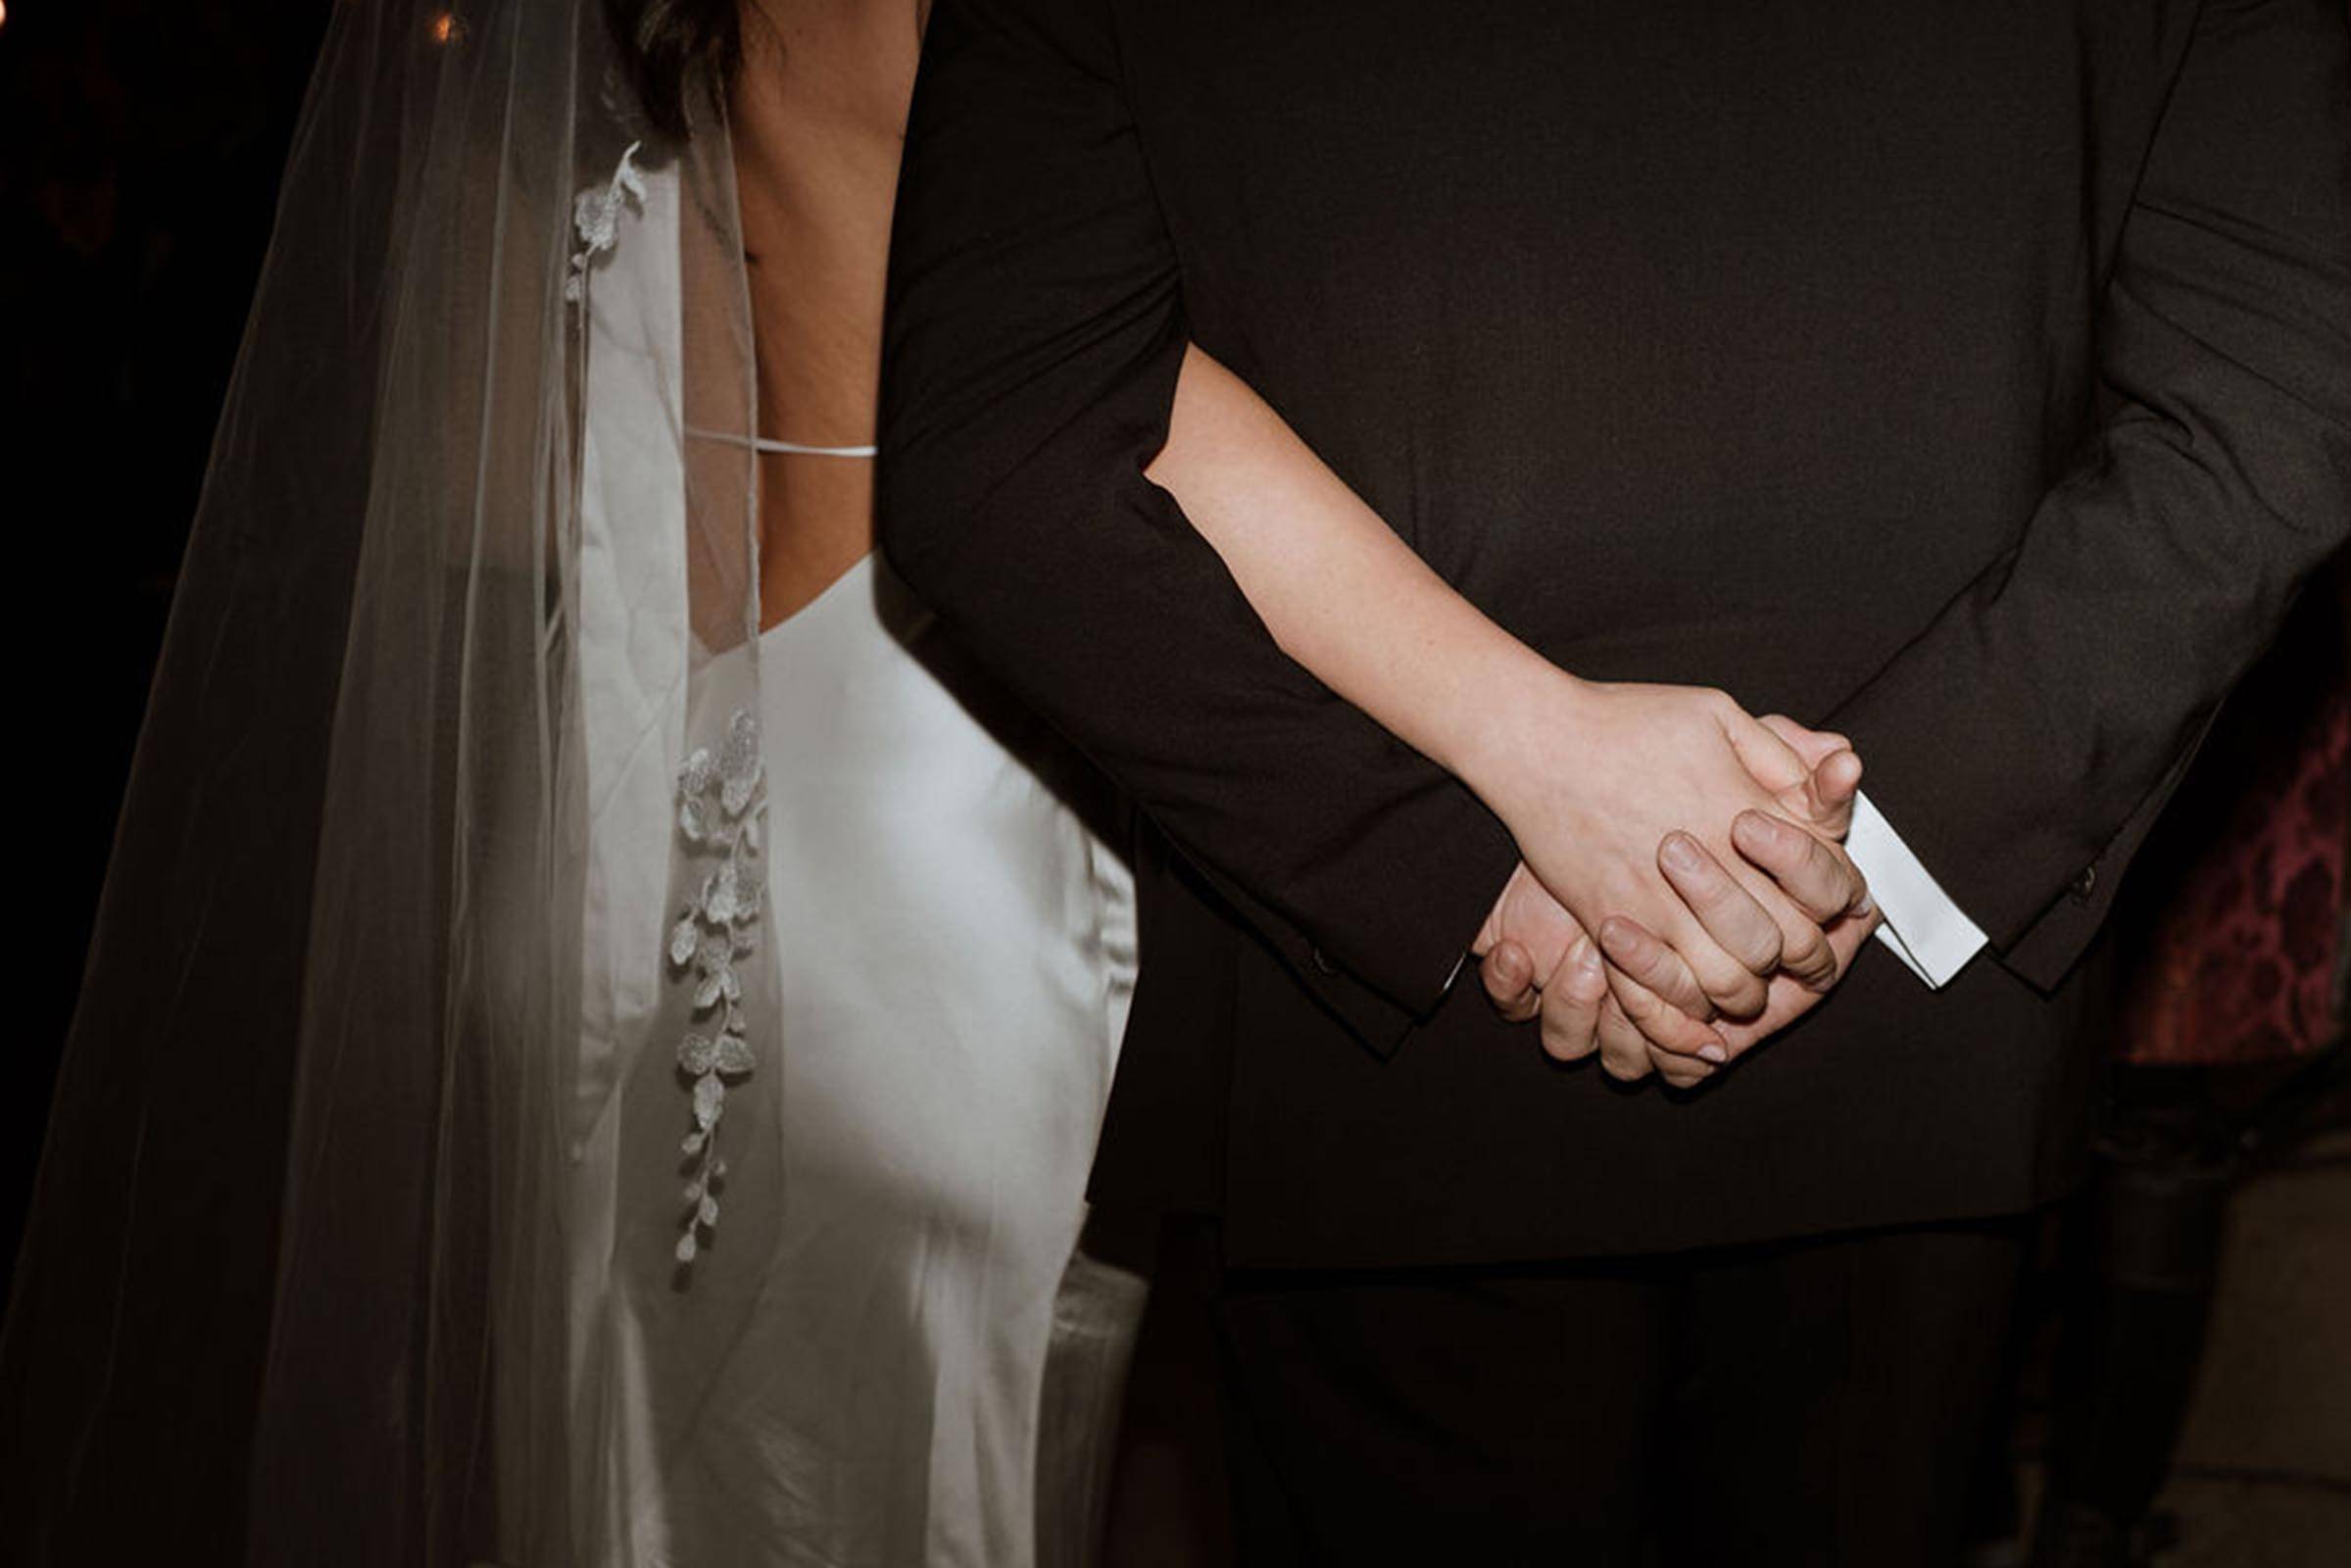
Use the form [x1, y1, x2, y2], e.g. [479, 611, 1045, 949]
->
[1209, 1218, 2030, 1567]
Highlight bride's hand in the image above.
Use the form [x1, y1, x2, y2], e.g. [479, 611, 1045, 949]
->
[1460, 673, 1862, 1028]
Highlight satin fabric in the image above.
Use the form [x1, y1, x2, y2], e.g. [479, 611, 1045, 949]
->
[566, 162, 1140, 1567]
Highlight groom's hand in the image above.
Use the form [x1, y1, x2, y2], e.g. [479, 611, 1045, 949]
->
[1595, 808, 1879, 1079]
[1477, 875, 1728, 1085]
[1598, 821, 1882, 1072]
[1474, 863, 1618, 1065]
[1480, 834, 1873, 1088]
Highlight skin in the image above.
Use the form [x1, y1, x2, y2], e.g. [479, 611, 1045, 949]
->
[729, 0, 919, 627]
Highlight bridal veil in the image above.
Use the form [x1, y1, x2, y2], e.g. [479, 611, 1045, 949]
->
[1, 3, 789, 1560]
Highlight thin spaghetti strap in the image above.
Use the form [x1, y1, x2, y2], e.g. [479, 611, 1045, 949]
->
[755, 437, 879, 458]
[686, 425, 878, 459]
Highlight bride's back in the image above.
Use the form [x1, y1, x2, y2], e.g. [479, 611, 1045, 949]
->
[726, 1, 923, 626]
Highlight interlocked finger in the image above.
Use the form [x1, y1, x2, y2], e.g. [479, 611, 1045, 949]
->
[1537, 934, 1608, 1062]
[1597, 917, 1730, 1064]
[1592, 993, 1656, 1083]
[1732, 810, 1867, 920]
[1657, 832, 1784, 979]
[1481, 940, 1543, 1023]
[1731, 810, 1870, 993]
[1720, 856, 1840, 992]
[1647, 1040, 1717, 1090]
[1659, 905, 1771, 1020]
[1594, 912, 1714, 1026]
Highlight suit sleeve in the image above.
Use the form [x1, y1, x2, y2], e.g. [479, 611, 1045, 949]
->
[1827, 0, 2351, 990]
[877, 0, 1519, 1048]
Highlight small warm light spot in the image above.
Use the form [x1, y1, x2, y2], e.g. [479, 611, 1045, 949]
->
[429, 11, 464, 45]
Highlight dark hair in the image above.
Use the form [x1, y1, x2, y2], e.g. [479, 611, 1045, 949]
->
[603, 0, 740, 140]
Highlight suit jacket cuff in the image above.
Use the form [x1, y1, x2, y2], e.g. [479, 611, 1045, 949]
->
[1244, 788, 1523, 1054]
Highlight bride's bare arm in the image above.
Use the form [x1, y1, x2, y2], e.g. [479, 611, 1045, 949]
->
[1147, 349, 1567, 794]
[1148, 347, 1873, 1071]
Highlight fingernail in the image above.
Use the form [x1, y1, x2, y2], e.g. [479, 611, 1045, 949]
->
[1698, 1043, 1728, 1064]
[1572, 935, 1602, 973]
[1853, 893, 1876, 916]
[1660, 833, 1702, 874]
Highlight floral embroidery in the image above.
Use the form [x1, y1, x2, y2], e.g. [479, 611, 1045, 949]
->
[564, 140, 646, 304]
[668, 709, 765, 1263]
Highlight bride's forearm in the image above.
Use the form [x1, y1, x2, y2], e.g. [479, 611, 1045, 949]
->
[1147, 346, 1573, 808]
[1151, 350, 1867, 1045]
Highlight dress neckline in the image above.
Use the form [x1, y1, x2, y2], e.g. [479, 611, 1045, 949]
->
[759, 551, 876, 643]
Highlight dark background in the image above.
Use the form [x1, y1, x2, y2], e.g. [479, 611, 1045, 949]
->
[2, 0, 332, 1275]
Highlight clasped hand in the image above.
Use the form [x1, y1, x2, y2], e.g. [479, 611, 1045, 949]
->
[1462, 675, 1881, 1089]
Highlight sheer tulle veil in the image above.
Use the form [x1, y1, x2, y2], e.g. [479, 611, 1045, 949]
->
[1, 3, 781, 1561]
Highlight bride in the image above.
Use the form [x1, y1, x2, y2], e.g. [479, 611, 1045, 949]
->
[0, 1, 1859, 1564]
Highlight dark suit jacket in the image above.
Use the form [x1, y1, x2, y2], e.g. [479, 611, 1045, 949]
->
[878, 0, 2351, 1268]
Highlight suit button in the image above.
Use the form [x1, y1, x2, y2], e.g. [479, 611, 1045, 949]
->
[1310, 946, 1341, 976]
[2069, 864, 2098, 904]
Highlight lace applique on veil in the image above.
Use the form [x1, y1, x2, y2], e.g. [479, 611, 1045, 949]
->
[564, 140, 645, 303]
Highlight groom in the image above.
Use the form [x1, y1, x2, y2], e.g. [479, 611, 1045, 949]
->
[879, 1, 2351, 1560]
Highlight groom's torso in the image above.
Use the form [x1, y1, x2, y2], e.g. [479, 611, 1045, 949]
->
[1122, 0, 2179, 710]
[1096, 0, 2191, 1264]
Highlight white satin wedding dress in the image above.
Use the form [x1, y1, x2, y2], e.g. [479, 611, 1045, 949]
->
[565, 156, 1141, 1568]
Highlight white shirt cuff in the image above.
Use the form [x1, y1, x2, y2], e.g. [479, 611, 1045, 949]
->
[1846, 792, 1987, 989]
